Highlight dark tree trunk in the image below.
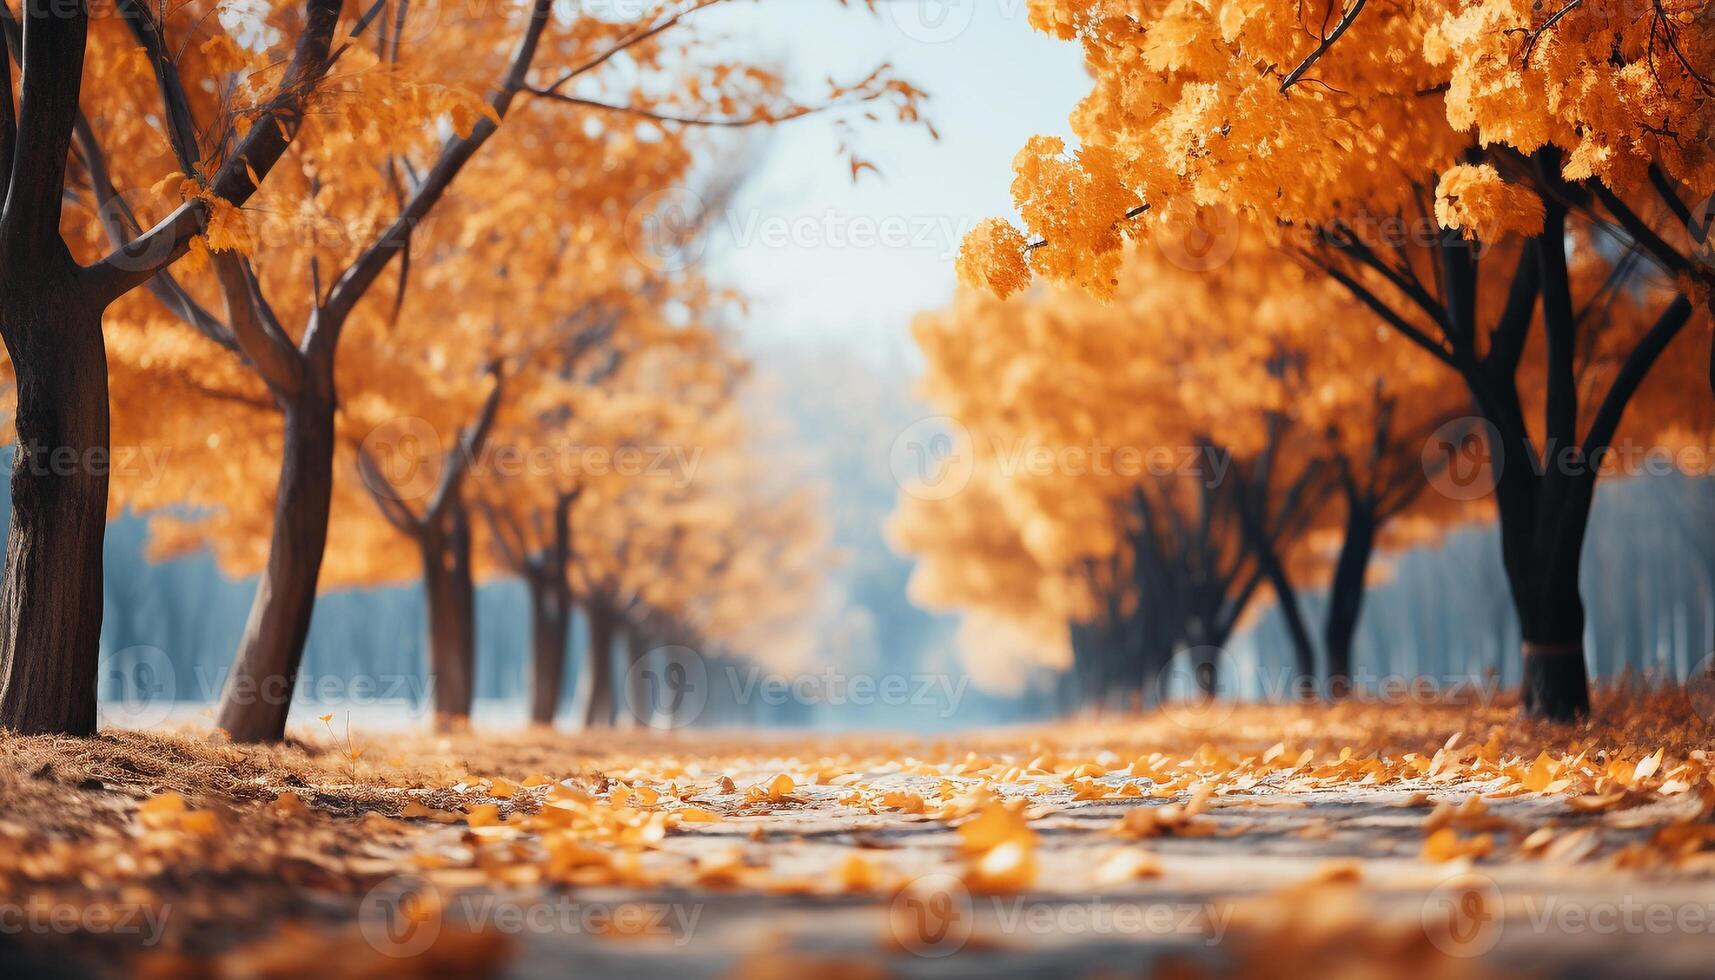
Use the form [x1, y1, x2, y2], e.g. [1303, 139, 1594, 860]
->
[574, 601, 616, 728]
[215, 379, 335, 741]
[0, 272, 108, 735]
[420, 499, 476, 727]
[525, 568, 569, 726]
[1323, 500, 1376, 699]
[618, 622, 651, 729]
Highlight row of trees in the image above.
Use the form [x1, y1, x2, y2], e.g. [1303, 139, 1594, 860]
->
[0, 0, 921, 739]
[939, 0, 1714, 720]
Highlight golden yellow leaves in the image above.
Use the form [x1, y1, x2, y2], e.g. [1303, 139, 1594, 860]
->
[1434, 164, 1546, 242]
[1422, 827, 1495, 862]
[1112, 783, 1216, 839]
[1007, 136, 1137, 298]
[138, 792, 220, 836]
[958, 799, 1037, 892]
[955, 219, 1031, 299]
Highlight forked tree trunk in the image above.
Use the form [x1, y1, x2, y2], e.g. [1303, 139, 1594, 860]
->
[421, 500, 477, 727]
[215, 378, 336, 742]
[1323, 502, 1376, 700]
[525, 569, 570, 726]
[574, 601, 616, 728]
[0, 275, 109, 735]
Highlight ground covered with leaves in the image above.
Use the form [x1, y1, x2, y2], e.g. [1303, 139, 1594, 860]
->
[2, 690, 1714, 978]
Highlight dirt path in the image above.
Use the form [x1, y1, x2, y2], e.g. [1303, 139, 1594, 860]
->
[1, 693, 1712, 978]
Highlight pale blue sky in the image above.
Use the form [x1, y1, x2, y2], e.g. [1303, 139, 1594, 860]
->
[689, 0, 1090, 352]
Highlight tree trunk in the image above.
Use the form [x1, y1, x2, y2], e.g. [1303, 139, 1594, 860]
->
[421, 499, 476, 728]
[215, 380, 336, 742]
[1323, 500, 1376, 700]
[1493, 457, 1595, 721]
[0, 276, 108, 736]
[618, 622, 650, 729]
[574, 601, 616, 728]
[525, 568, 569, 726]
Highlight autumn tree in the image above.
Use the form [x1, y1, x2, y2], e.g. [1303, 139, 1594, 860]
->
[0, 0, 352, 734]
[107, 0, 924, 740]
[961, 0, 1714, 719]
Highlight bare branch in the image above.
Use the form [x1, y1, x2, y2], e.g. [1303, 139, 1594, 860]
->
[1279, 0, 1366, 93]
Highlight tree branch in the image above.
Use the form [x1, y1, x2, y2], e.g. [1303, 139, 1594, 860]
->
[1280, 0, 1367, 93]
[85, 0, 343, 306]
[1582, 295, 1694, 459]
[213, 253, 304, 397]
[317, 0, 554, 337]
[3, 0, 87, 259]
